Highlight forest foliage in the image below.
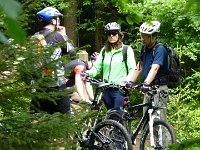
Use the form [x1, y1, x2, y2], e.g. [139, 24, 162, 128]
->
[0, 0, 200, 149]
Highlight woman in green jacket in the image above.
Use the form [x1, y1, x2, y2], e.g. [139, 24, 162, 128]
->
[87, 22, 136, 110]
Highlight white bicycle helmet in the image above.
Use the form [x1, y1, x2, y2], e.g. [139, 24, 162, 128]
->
[104, 22, 121, 32]
[139, 21, 160, 35]
[37, 7, 63, 22]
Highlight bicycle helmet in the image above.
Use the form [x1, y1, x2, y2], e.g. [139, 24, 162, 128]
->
[104, 22, 121, 32]
[37, 7, 63, 22]
[139, 21, 160, 35]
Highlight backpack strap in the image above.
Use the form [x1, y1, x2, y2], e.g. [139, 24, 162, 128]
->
[122, 45, 129, 75]
[140, 42, 163, 56]
[152, 42, 163, 56]
[37, 35, 47, 72]
[102, 47, 106, 63]
[36, 32, 53, 74]
[152, 43, 171, 70]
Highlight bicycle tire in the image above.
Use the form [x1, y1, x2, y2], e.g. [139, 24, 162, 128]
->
[105, 111, 125, 125]
[90, 119, 133, 150]
[105, 111, 133, 138]
[140, 119, 176, 150]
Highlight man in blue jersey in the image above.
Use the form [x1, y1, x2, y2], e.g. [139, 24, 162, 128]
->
[130, 21, 169, 121]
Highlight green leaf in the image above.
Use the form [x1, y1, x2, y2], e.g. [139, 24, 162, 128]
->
[0, 0, 22, 19]
[126, 16, 134, 24]
[126, 14, 142, 24]
[0, 32, 8, 43]
[5, 17, 26, 44]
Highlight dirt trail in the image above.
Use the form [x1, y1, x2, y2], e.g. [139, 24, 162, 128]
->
[133, 144, 140, 149]
[132, 135, 141, 150]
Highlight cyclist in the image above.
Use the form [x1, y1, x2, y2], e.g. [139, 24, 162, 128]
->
[130, 21, 169, 121]
[65, 59, 94, 104]
[85, 22, 136, 112]
[30, 7, 75, 114]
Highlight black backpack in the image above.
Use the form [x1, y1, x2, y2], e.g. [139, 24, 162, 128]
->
[153, 43, 182, 88]
[102, 45, 129, 75]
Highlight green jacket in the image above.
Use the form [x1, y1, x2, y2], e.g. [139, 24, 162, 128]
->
[89, 44, 136, 84]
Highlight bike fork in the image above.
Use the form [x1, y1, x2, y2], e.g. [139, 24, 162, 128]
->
[156, 110, 163, 146]
[149, 108, 163, 147]
[148, 109, 155, 147]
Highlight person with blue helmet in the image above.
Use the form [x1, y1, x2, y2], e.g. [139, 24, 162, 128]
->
[37, 7, 63, 22]
[36, 6, 74, 52]
[30, 7, 75, 114]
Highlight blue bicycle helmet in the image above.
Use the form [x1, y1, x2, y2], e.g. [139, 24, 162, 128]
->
[37, 7, 63, 22]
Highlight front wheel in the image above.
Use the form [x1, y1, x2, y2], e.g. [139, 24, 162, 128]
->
[91, 119, 133, 150]
[140, 119, 176, 150]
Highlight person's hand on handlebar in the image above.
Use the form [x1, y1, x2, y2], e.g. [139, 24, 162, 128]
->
[125, 81, 135, 89]
[140, 82, 151, 94]
[120, 81, 135, 89]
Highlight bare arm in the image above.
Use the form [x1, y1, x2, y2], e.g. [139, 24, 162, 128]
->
[85, 82, 94, 100]
[130, 61, 142, 83]
[73, 62, 95, 103]
[75, 74, 87, 101]
[74, 65, 90, 102]
[144, 64, 160, 84]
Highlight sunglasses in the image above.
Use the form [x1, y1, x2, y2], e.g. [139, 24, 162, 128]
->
[107, 32, 118, 36]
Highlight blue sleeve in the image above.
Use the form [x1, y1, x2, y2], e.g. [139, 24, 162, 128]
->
[153, 46, 167, 66]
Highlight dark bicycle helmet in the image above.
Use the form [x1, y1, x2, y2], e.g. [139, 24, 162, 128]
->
[104, 22, 121, 32]
[37, 7, 63, 22]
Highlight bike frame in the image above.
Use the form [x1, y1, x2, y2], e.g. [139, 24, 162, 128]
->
[92, 91, 103, 128]
[79, 78, 117, 148]
[125, 88, 164, 147]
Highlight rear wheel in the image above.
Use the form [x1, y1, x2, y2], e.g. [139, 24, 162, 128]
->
[91, 119, 133, 150]
[105, 110, 133, 142]
[140, 119, 176, 150]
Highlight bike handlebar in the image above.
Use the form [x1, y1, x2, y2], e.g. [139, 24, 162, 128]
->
[133, 84, 168, 96]
[86, 77, 166, 96]
[86, 77, 123, 90]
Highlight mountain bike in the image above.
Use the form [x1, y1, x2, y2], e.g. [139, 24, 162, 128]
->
[105, 84, 176, 150]
[77, 77, 132, 150]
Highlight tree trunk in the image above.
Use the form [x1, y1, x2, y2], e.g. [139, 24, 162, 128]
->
[63, 0, 78, 47]
[95, 6, 104, 52]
